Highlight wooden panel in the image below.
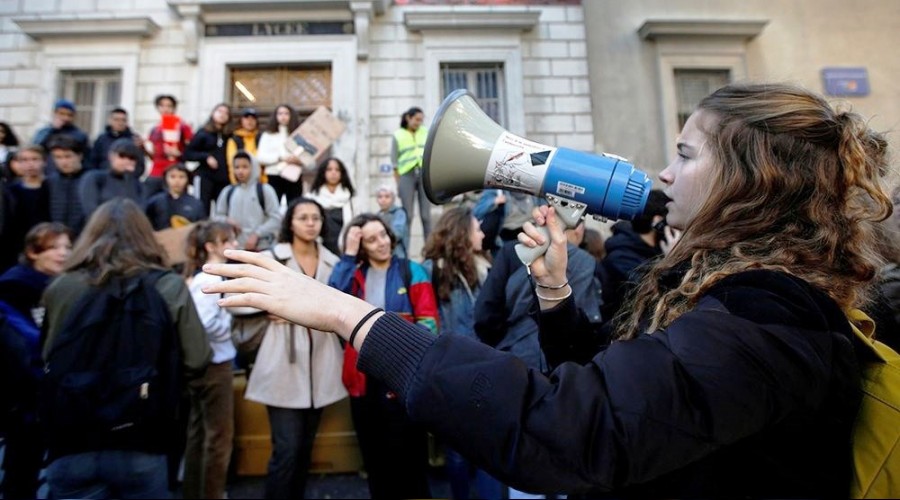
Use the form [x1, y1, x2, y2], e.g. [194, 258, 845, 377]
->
[230, 66, 332, 128]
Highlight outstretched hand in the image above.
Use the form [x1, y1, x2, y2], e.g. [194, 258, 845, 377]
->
[201, 250, 375, 341]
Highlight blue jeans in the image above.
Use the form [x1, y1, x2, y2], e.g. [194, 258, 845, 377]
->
[47, 450, 170, 499]
[445, 447, 505, 500]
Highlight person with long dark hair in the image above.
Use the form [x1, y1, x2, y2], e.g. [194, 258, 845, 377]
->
[422, 207, 500, 499]
[41, 199, 211, 499]
[203, 82, 891, 497]
[185, 103, 233, 214]
[244, 197, 347, 499]
[308, 157, 355, 256]
[257, 104, 304, 203]
[391, 106, 431, 238]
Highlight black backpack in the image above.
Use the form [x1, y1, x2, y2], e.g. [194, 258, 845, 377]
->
[40, 270, 181, 458]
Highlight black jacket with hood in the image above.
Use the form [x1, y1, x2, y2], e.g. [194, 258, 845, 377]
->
[355, 269, 862, 497]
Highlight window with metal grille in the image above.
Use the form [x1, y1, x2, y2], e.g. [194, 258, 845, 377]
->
[674, 69, 730, 130]
[441, 63, 506, 127]
[59, 70, 122, 139]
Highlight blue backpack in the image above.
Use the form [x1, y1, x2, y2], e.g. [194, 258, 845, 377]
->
[0, 300, 42, 433]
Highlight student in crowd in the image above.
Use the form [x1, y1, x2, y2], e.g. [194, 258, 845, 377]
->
[308, 157, 355, 256]
[475, 220, 602, 372]
[41, 198, 211, 499]
[327, 213, 437, 500]
[391, 106, 431, 238]
[375, 184, 408, 259]
[182, 221, 238, 499]
[226, 108, 264, 185]
[79, 137, 144, 217]
[256, 104, 303, 203]
[205, 81, 893, 498]
[422, 207, 501, 500]
[0, 121, 20, 176]
[86, 107, 146, 175]
[147, 94, 194, 196]
[0, 147, 50, 272]
[244, 198, 347, 499]
[597, 189, 670, 323]
[185, 103, 232, 214]
[580, 227, 606, 262]
[213, 151, 280, 251]
[145, 163, 206, 231]
[45, 136, 87, 236]
[0, 222, 72, 500]
[474, 189, 547, 252]
[32, 99, 91, 173]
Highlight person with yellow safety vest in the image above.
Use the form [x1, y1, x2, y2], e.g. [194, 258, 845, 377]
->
[391, 107, 432, 239]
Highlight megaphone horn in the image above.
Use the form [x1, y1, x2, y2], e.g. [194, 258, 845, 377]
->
[423, 89, 653, 265]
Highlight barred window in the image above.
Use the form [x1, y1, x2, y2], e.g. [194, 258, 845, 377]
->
[674, 69, 730, 130]
[59, 70, 122, 138]
[441, 63, 506, 127]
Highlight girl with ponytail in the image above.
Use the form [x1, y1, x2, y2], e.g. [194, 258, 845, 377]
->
[183, 221, 238, 499]
[204, 83, 894, 497]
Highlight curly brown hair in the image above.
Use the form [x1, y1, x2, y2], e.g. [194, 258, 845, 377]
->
[422, 206, 483, 302]
[616, 82, 893, 340]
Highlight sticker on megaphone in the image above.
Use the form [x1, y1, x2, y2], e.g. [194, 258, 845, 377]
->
[485, 132, 556, 194]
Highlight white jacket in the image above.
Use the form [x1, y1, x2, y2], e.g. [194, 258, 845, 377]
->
[256, 126, 294, 178]
[244, 242, 348, 409]
[187, 271, 236, 364]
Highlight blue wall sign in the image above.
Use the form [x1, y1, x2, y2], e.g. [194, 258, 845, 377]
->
[822, 67, 870, 97]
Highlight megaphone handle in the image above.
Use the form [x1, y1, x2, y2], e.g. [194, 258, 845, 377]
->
[514, 225, 552, 267]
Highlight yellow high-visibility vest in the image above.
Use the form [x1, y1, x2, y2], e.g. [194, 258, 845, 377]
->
[394, 126, 428, 176]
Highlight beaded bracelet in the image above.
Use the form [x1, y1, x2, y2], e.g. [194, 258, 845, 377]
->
[349, 308, 384, 350]
[534, 280, 569, 290]
[534, 286, 573, 302]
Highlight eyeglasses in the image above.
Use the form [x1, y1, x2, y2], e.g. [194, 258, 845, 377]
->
[294, 215, 323, 223]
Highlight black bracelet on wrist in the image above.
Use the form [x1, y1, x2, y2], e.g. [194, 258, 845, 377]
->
[349, 308, 384, 350]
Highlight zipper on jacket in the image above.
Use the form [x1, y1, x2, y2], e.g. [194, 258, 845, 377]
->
[308, 328, 315, 409]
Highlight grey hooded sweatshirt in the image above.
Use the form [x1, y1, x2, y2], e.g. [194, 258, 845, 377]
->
[213, 153, 281, 250]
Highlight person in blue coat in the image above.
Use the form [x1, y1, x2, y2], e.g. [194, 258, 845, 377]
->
[203, 82, 889, 498]
[0, 222, 73, 500]
[32, 99, 91, 175]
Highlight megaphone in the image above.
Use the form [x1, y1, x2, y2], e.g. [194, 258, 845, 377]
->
[423, 89, 653, 265]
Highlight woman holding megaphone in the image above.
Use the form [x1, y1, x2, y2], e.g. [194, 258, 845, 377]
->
[201, 82, 888, 497]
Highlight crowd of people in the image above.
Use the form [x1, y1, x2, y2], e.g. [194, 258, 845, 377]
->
[0, 94, 613, 500]
[1, 80, 899, 500]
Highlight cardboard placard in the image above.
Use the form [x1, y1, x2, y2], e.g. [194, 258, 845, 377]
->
[284, 106, 346, 169]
